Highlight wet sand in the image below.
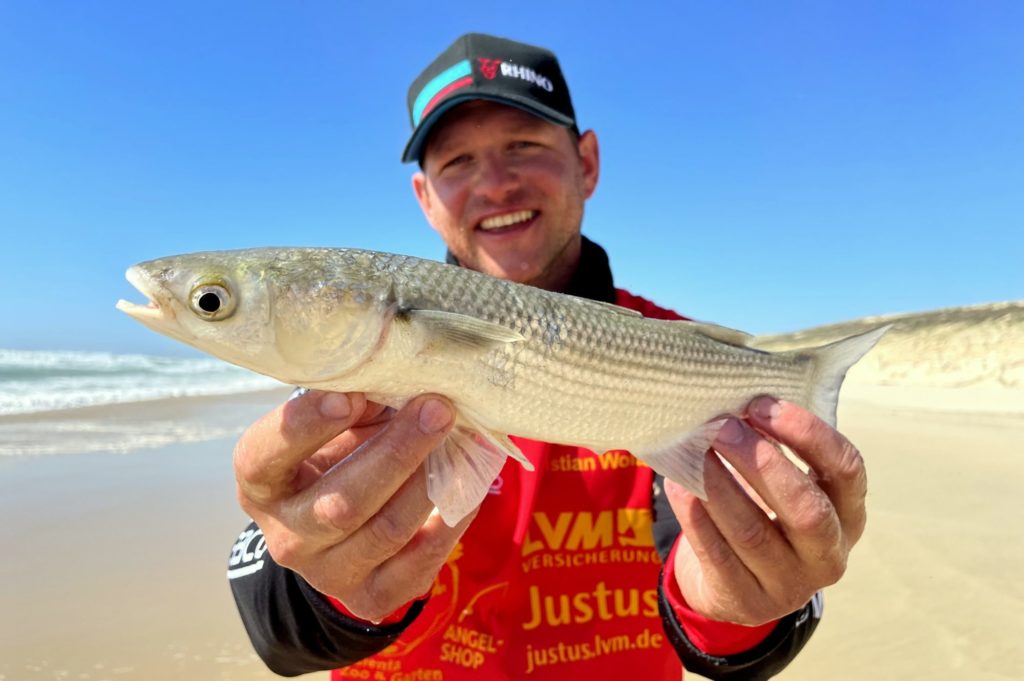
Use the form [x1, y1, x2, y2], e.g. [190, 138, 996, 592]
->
[2, 303, 1022, 680]
[0, 392, 289, 681]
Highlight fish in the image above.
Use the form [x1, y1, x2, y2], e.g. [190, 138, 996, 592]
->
[117, 247, 889, 526]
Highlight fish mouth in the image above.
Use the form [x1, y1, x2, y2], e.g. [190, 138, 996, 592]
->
[116, 266, 175, 325]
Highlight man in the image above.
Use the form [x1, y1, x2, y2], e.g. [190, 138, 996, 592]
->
[228, 34, 866, 680]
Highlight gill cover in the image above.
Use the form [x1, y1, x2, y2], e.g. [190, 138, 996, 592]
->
[268, 277, 393, 384]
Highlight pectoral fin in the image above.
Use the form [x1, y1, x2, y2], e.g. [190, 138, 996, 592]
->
[636, 419, 728, 500]
[405, 309, 525, 350]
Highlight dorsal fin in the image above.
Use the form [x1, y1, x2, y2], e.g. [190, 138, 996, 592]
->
[576, 297, 643, 318]
[685, 320, 755, 347]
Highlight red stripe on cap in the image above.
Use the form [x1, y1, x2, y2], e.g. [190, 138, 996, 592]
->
[420, 76, 473, 120]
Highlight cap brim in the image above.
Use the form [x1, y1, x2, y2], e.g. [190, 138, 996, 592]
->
[401, 93, 576, 164]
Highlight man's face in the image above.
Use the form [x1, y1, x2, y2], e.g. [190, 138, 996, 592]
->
[412, 101, 599, 291]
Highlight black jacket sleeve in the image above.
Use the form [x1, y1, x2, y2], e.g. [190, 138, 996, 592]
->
[651, 475, 822, 680]
[227, 520, 425, 677]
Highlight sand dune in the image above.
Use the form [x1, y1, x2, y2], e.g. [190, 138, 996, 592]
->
[755, 301, 1024, 414]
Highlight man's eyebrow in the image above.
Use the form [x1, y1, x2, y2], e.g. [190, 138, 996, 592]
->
[429, 118, 551, 159]
[428, 134, 459, 157]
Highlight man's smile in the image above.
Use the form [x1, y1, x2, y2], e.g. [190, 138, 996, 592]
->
[477, 209, 539, 233]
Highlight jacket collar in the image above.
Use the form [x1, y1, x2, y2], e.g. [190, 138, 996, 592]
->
[445, 235, 616, 304]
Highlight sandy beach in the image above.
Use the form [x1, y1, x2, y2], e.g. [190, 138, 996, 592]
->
[0, 391, 291, 681]
[2, 303, 1021, 680]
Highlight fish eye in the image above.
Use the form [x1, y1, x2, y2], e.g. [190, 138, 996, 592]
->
[189, 283, 236, 321]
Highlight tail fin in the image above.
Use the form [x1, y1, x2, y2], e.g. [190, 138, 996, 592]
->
[800, 324, 892, 427]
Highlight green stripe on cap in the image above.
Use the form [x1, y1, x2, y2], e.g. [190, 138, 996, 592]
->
[412, 59, 472, 126]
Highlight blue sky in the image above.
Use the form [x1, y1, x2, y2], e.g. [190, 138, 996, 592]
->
[1, 2, 1021, 356]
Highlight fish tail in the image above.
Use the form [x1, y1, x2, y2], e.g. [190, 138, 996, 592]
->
[799, 324, 892, 427]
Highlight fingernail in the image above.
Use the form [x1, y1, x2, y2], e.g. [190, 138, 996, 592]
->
[319, 392, 351, 419]
[716, 418, 745, 445]
[753, 397, 782, 421]
[419, 398, 453, 434]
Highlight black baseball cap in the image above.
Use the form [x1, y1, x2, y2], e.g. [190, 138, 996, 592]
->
[402, 33, 577, 164]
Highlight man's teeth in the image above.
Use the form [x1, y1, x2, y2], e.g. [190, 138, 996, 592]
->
[479, 210, 536, 230]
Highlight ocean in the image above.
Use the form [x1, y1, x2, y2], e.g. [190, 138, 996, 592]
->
[0, 349, 286, 457]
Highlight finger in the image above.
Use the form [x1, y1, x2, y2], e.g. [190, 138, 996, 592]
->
[288, 395, 454, 547]
[697, 444, 798, 586]
[302, 403, 396, 477]
[747, 398, 867, 544]
[717, 454, 773, 517]
[664, 472, 764, 622]
[329, 462, 435, 574]
[234, 390, 368, 505]
[352, 505, 479, 622]
[712, 413, 839, 573]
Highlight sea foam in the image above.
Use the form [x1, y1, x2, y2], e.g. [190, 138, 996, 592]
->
[0, 349, 281, 416]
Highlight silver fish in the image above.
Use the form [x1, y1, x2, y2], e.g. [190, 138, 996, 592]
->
[117, 247, 888, 525]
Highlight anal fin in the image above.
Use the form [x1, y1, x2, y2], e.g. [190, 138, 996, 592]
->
[636, 420, 728, 500]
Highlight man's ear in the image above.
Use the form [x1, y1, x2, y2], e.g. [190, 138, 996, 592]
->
[577, 130, 600, 200]
[411, 171, 438, 230]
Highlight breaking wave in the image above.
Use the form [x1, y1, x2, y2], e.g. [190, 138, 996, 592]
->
[0, 349, 282, 416]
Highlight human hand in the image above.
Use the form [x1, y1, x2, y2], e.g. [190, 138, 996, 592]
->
[666, 396, 867, 626]
[233, 389, 477, 622]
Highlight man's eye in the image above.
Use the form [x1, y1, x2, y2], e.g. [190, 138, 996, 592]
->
[510, 140, 537, 150]
[443, 154, 471, 169]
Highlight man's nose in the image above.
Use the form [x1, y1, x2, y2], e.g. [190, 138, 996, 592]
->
[474, 154, 519, 201]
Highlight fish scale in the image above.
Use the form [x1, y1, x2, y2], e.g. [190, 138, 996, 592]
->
[117, 246, 889, 525]
[386, 260, 810, 446]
